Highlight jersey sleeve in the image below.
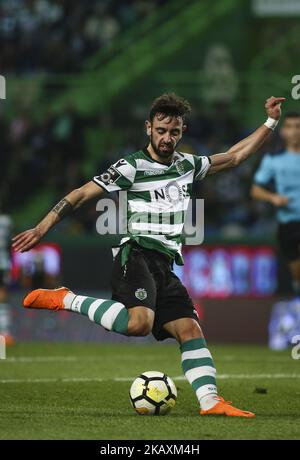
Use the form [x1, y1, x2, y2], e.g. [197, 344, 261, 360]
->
[93, 158, 136, 192]
[193, 155, 211, 181]
[253, 154, 274, 186]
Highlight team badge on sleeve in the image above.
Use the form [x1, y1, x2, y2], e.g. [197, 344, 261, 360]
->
[97, 166, 121, 185]
[114, 159, 127, 169]
[93, 157, 136, 192]
[135, 288, 148, 300]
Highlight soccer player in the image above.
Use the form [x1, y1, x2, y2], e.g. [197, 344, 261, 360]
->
[13, 93, 284, 417]
[251, 112, 300, 302]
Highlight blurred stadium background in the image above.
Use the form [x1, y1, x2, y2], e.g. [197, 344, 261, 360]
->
[1, 0, 300, 346]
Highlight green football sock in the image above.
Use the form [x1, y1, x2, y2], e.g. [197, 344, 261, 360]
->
[64, 293, 129, 335]
[180, 338, 218, 408]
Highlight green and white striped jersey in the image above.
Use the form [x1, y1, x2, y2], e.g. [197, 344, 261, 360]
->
[93, 148, 211, 264]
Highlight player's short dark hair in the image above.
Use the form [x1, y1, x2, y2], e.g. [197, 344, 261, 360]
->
[283, 111, 300, 120]
[149, 93, 191, 123]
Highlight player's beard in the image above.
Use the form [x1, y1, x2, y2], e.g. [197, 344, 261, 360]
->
[150, 135, 176, 159]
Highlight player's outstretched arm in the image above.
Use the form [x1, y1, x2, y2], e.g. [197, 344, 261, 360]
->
[12, 181, 104, 252]
[208, 96, 285, 174]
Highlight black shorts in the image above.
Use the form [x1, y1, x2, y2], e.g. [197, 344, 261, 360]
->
[111, 243, 199, 341]
[278, 221, 300, 262]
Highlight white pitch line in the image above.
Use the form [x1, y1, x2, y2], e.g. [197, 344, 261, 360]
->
[1, 355, 294, 364]
[2, 355, 172, 363]
[174, 373, 300, 380]
[0, 374, 299, 384]
[4, 357, 79, 363]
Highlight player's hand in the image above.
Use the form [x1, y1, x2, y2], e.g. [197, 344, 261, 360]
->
[265, 96, 285, 120]
[271, 195, 289, 207]
[12, 227, 42, 252]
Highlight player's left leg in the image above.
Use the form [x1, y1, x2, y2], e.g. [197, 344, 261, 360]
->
[163, 317, 255, 417]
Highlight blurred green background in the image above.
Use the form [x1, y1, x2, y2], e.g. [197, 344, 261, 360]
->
[2, 0, 299, 233]
[1, 0, 300, 343]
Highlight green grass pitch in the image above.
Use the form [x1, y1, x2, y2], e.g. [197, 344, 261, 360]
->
[0, 342, 300, 440]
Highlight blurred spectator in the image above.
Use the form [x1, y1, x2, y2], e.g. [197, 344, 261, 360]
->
[0, 0, 167, 73]
[12, 242, 61, 289]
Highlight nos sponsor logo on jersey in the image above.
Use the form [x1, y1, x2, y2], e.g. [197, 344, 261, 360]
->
[153, 181, 187, 204]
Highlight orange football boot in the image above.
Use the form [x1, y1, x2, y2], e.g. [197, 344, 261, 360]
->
[200, 396, 255, 418]
[23, 287, 71, 311]
[2, 334, 16, 346]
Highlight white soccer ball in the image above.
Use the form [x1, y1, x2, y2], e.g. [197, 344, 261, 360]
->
[129, 371, 177, 415]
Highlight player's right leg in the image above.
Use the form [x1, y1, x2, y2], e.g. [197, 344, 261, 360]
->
[164, 317, 255, 417]
[23, 287, 154, 336]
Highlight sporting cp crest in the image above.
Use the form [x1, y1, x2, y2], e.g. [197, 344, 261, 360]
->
[175, 160, 185, 175]
[135, 288, 148, 301]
